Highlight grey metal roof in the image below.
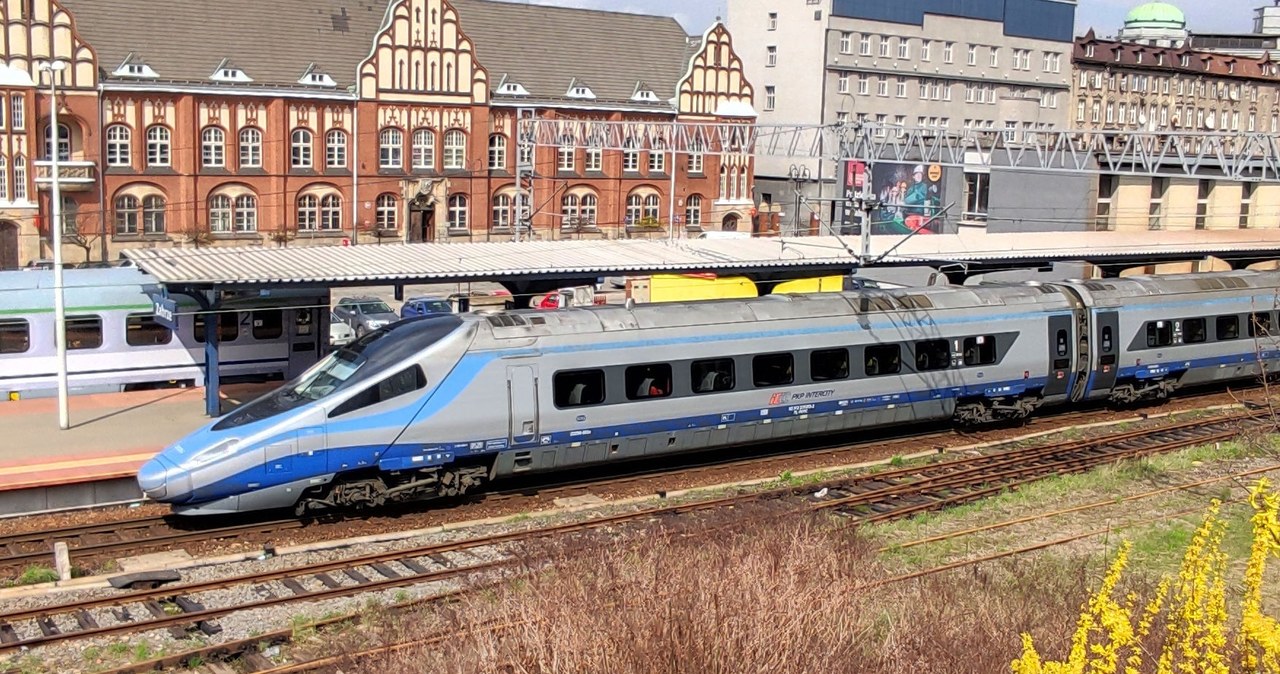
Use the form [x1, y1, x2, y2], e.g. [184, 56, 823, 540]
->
[122, 231, 1280, 289]
[61, 0, 699, 106]
[61, 0, 385, 91]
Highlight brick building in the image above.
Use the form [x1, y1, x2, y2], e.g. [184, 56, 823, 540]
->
[1072, 31, 1280, 231]
[0, 0, 756, 269]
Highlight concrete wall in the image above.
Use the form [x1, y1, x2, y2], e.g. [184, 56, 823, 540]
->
[985, 169, 1093, 233]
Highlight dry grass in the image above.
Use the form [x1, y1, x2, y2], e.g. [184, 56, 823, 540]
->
[312, 509, 1121, 674]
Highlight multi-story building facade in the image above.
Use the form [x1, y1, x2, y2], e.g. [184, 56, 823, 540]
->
[729, 0, 1080, 234]
[0, 0, 757, 269]
[1073, 32, 1280, 231]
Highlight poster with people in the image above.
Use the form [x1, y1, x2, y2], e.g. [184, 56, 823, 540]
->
[871, 162, 945, 235]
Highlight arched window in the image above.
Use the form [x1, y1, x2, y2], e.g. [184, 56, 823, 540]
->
[688, 139, 704, 173]
[326, 130, 348, 168]
[648, 141, 665, 173]
[685, 194, 703, 227]
[643, 194, 660, 221]
[114, 195, 139, 234]
[0, 156, 9, 201]
[143, 195, 166, 234]
[557, 135, 575, 172]
[375, 193, 398, 230]
[443, 129, 465, 169]
[297, 194, 318, 231]
[719, 166, 729, 200]
[320, 194, 341, 230]
[491, 193, 511, 230]
[291, 128, 312, 168]
[447, 194, 468, 230]
[488, 134, 506, 170]
[146, 126, 170, 167]
[413, 129, 435, 169]
[234, 194, 258, 232]
[739, 167, 749, 202]
[44, 123, 70, 161]
[12, 156, 26, 201]
[561, 194, 579, 228]
[239, 128, 262, 168]
[625, 193, 643, 224]
[201, 127, 225, 167]
[729, 167, 740, 201]
[580, 193, 598, 225]
[106, 125, 131, 167]
[379, 128, 403, 169]
[208, 194, 232, 233]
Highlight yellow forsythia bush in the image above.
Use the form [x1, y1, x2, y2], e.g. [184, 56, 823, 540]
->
[1011, 479, 1280, 674]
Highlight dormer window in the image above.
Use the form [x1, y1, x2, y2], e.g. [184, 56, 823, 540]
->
[299, 71, 335, 87]
[1136, 52, 1143, 64]
[112, 54, 157, 79]
[1085, 44, 1095, 58]
[497, 81, 529, 96]
[566, 80, 596, 100]
[210, 60, 252, 83]
[1181, 54, 1190, 67]
[631, 89, 659, 103]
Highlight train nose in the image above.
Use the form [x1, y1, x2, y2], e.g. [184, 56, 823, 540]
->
[137, 456, 191, 502]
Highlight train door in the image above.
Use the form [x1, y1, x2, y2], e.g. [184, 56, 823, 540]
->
[507, 364, 539, 447]
[1044, 315, 1074, 398]
[286, 307, 321, 378]
[264, 408, 326, 478]
[1091, 311, 1120, 394]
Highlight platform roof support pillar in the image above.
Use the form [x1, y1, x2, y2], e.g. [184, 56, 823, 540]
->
[199, 291, 221, 418]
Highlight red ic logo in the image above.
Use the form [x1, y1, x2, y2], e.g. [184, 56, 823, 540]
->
[769, 393, 785, 405]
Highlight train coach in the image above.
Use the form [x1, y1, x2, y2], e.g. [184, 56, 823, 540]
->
[0, 268, 330, 399]
[138, 269, 1280, 516]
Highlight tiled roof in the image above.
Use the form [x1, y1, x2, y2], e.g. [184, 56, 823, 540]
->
[59, 0, 702, 108]
[450, 0, 693, 108]
[1075, 32, 1280, 82]
[60, 0, 386, 91]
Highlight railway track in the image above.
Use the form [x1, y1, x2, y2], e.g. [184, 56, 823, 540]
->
[0, 394, 1218, 579]
[3, 407, 1266, 669]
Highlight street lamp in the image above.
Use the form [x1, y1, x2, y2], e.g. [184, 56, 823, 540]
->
[788, 164, 811, 237]
[37, 58, 70, 430]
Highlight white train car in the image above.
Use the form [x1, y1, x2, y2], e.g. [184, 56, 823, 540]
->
[0, 268, 329, 399]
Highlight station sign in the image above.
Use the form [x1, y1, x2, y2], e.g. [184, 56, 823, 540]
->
[152, 295, 178, 330]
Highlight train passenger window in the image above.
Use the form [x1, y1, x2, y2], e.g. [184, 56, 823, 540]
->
[0, 319, 29, 354]
[1056, 330, 1069, 357]
[1146, 321, 1173, 347]
[195, 312, 239, 343]
[126, 313, 173, 347]
[691, 358, 735, 394]
[915, 340, 951, 371]
[252, 310, 284, 340]
[554, 369, 606, 408]
[329, 365, 426, 418]
[65, 316, 102, 350]
[962, 336, 997, 366]
[1182, 318, 1207, 344]
[810, 348, 850, 381]
[1217, 315, 1239, 340]
[625, 363, 673, 400]
[1249, 312, 1272, 337]
[753, 353, 794, 387]
[1101, 326, 1114, 352]
[864, 344, 901, 376]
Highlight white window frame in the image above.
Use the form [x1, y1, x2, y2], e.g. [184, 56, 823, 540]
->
[443, 130, 465, 170]
[447, 194, 468, 231]
[943, 42, 954, 63]
[488, 134, 506, 170]
[839, 32, 852, 54]
[379, 128, 403, 169]
[201, 127, 225, 168]
[320, 194, 341, 231]
[326, 129, 347, 168]
[240, 127, 262, 168]
[291, 128, 312, 168]
[859, 34, 871, 56]
[376, 194, 398, 230]
[765, 85, 776, 110]
[766, 45, 777, 67]
[146, 126, 170, 167]
[106, 125, 131, 167]
[413, 129, 436, 170]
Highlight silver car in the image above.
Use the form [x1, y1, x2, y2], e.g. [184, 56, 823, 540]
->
[333, 297, 399, 338]
[329, 311, 355, 347]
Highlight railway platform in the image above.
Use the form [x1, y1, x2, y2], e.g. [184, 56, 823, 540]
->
[0, 384, 270, 516]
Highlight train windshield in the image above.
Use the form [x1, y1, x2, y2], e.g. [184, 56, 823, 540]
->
[212, 315, 464, 431]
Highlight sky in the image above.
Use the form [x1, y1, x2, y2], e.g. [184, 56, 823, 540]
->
[519, 0, 1265, 37]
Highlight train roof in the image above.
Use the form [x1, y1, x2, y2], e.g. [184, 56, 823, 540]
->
[1065, 270, 1280, 300]
[470, 283, 1073, 339]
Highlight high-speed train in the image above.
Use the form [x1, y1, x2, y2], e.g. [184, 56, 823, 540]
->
[138, 270, 1280, 515]
[0, 268, 329, 399]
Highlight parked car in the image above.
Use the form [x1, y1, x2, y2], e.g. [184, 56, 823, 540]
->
[332, 297, 399, 338]
[400, 296, 454, 319]
[329, 311, 355, 347]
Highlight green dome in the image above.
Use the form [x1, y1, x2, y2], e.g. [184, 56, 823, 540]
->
[1124, 2, 1185, 27]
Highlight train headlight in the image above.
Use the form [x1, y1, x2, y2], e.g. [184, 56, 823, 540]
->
[187, 438, 241, 468]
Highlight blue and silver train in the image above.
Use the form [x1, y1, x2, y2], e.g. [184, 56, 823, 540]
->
[0, 268, 329, 399]
[139, 269, 1280, 515]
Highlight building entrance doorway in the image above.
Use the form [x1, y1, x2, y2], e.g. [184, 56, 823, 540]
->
[721, 214, 740, 231]
[0, 221, 18, 270]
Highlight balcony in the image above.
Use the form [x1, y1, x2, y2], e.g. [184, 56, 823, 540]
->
[34, 160, 97, 192]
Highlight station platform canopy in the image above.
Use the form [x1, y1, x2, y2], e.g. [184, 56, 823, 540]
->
[122, 230, 1280, 291]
